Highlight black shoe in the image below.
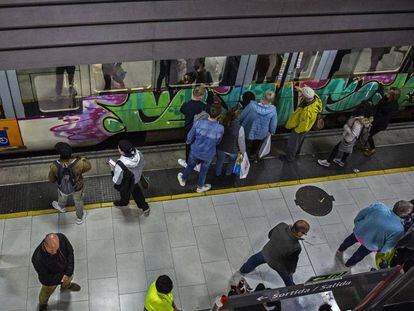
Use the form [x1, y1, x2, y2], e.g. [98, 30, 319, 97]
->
[68, 282, 81, 291]
[39, 304, 48, 311]
[113, 200, 128, 207]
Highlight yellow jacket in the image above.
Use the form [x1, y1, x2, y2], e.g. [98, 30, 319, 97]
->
[286, 96, 322, 133]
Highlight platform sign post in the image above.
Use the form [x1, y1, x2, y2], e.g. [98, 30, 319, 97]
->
[0, 129, 9, 147]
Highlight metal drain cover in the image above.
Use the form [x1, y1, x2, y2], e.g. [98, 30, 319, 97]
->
[295, 186, 335, 216]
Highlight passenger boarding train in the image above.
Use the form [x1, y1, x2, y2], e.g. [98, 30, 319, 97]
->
[0, 46, 413, 153]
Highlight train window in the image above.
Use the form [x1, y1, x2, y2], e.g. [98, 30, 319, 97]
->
[329, 46, 411, 76]
[167, 57, 226, 87]
[292, 51, 322, 80]
[252, 54, 284, 84]
[0, 96, 4, 119]
[17, 66, 82, 113]
[91, 61, 153, 93]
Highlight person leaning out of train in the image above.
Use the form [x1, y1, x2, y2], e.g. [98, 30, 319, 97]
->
[177, 105, 224, 193]
[110, 139, 150, 217]
[215, 108, 246, 177]
[284, 86, 322, 162]
[239, 90, 277, 162]
[318, 104, 373, 168]
[49, 142, 91, 225]
[364, 87, 401, 157]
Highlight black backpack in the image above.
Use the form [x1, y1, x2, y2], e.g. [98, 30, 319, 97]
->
[55, 159, 79, 195]
[114, 160, 135, 193]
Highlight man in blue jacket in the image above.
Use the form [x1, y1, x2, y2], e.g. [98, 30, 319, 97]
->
[336, 201, 413, 268]
[177, 105, 224, 193]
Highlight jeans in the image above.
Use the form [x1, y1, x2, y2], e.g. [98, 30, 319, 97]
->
[240, 251, 295, 287]
[183, 153, 211, 187]
[58, 189, 84, 219]
[327, 142, 350, 163]
[215, 150, 237, 176]
[118, 182, 149, 211]
[286, 131, 306, 161]
[39, 275, 73, 305]
[338, 233, 372, 267]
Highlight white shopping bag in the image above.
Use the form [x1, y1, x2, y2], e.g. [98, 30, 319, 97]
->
[240, 152, 250, 179]
[258, 133, 272, 159]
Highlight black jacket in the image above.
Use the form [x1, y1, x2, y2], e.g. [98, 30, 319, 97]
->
[31, 233, 74, 286]
[180, 100, 206, 132]
[372, 97, 398, 131]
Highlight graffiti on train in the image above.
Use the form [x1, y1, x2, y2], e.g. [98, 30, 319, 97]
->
[50, 73, 414, 142]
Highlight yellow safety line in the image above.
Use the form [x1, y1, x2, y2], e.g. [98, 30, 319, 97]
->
[1, 166, 413, 219]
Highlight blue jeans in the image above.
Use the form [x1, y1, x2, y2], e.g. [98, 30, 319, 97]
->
[338, 233, 372, 267]
[240, 251, 295, 287]
[215, 150, 237, 176]
[182, 153, 211, 187]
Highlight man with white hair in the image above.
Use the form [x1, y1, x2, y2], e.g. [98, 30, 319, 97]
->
[285, 86, 322, 162]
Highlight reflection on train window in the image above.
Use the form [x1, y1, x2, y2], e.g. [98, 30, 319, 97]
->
[330, 46, 411, 76]
[91, 61, 153, 92]
[167, 57, 226, 87]
[253, 54, 284, 84]
[17, 66, 82, 113]
[0, 96, 4, 119]
[292, 51, 321, 80]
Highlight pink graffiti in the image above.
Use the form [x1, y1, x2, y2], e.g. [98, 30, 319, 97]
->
[84, 93, 128, 106]
[50, 101, 111, 142]
[360, 74, 396, 85]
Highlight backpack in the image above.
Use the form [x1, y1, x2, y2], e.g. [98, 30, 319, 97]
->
[114, 160, 135, 193]
[55, 159, 79, 195]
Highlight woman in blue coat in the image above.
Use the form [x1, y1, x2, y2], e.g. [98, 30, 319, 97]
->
[240, 90, 278, 161]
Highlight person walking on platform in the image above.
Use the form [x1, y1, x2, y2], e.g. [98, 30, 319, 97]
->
[236, 220, 310, 287]
[215, 108, 246, 177]
[317, 108, 373, 168]
[49, 142, 91, 224]
[178, 85, 207, 165]
[110, 139, 150, 216]
[285, 86, 322, 162]
[336, 201, 412, 268]
[144, 275, 181, 311]
[364, 87, 400, 157]
[177, 105, 224, 193]
[32, 233, 80, 311]
[239, 90, 277, 162]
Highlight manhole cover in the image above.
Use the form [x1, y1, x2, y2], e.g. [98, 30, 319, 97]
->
[294, 186, 335, 216]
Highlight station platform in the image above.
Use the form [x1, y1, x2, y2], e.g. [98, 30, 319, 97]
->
[1, 165, 414, 310]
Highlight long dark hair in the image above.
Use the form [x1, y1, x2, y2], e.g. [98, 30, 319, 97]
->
[221, 108, 239, 128]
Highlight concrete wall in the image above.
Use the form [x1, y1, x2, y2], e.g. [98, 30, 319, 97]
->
[1, 0, 414, 69]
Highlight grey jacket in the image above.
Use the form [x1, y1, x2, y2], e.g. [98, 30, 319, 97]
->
[261, 223, 302, 274]
[112, 149, 145, 185]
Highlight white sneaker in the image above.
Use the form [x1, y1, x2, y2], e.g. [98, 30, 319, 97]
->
[52, 201, 67, 213]
[178, 158, 187, 168]
[229, 271, 243, 288]
[76, 211, 87, 225]
[143, 207, 151, 217]
[333, 158, 345, 167]
[335, 250, 345, 265]
[196, 184, 211, 193]
[177, 173, 186, 187]
[317, 159, 331, 167]
[194, 164, 201, 172]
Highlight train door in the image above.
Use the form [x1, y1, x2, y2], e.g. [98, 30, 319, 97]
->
[0, 71, 24, 151]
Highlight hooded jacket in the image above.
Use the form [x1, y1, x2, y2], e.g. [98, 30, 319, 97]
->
[286, 95, 323, 133]
[112, 149, 145, 185]
[240, 101, 278, 140]
[353, 203, 404, 253]
[261, 223, 302, 274]
[49, 157, 92, 192]
[31, 233, 74, 286]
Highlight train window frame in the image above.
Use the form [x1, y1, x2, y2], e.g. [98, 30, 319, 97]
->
[167, 56, 227, 87]
[0, 96, 4, 119]
[331, 46, 412, 77]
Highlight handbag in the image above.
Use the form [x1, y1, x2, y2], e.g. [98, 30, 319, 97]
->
[258, 133, 271, 159]
[240, 152, 250, 179]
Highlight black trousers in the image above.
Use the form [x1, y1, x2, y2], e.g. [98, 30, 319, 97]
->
[367, 127, 382, 150]
[248, 139, 262, 158]
[119, 183, 149, 211]
[327, 142, 350, 163]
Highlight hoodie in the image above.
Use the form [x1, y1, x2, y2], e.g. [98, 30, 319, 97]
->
[240, 101, 278, 140]
[286, 95, 323, 133]
[112, 149, 145, 185]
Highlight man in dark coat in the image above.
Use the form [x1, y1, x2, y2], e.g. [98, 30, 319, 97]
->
[32, 233, 80, 311]
[364, 87, 400, 156]
[237, 220, 310, 286]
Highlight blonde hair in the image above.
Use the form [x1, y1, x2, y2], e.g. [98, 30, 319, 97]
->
[192, 85, 206, 99]
[262, 90, 275, 103]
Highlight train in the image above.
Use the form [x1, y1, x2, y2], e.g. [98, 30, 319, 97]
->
[0, 46, 413, 154]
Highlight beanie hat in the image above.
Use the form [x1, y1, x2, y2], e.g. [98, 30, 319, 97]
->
[118, 139, 134, 156]
[301, 87, 315, 100]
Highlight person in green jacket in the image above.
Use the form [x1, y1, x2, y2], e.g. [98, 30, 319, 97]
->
[285, 86, 322, 162]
